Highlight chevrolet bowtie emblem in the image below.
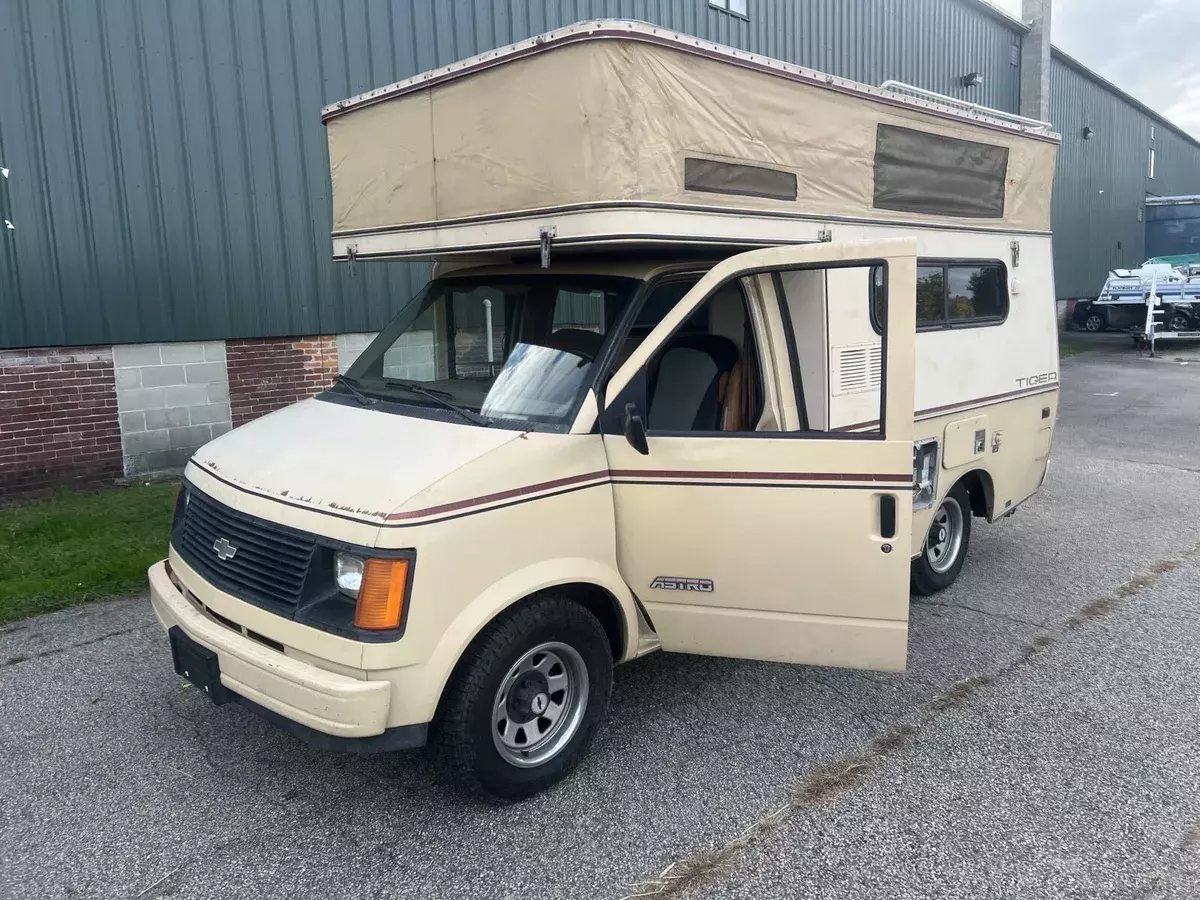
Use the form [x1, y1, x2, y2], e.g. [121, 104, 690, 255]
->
[212, 537, 238, 561]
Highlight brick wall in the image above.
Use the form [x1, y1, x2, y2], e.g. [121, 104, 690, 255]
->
[0, 347, 122, 495]
[1, 335, 348, 495]
[226, 336, 338, 428]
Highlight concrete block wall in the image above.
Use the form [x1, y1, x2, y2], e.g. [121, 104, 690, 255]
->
[384, 331, 437, 380]
[113, 341, 232, 476]
[335, 333, 376, 373]
[338, 331, 455, 380]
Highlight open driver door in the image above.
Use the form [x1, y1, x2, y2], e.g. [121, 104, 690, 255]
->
[600, 239, 917, 671]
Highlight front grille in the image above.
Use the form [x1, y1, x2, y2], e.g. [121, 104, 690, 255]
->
[173, 486, 316, 612]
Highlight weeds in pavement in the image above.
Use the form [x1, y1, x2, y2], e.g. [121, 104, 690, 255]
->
[928, 675, 991, 711]
[620, 543, 1200, 900]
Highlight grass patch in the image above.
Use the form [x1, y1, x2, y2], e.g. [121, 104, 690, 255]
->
[0, 482, 177, 624]
[1059, 338, 1090, 358]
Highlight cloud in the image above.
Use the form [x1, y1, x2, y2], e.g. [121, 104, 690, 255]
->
[980, 0, 1200, 138]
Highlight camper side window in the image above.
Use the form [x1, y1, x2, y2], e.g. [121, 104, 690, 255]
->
[871, 260, 1008, 332]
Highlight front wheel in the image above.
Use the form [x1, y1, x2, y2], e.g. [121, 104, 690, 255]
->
[911, 482, 973, 596]
[1082, 310, 1107, 332]
[430, 595, 613, 801]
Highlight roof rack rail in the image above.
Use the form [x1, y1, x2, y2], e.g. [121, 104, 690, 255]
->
[880, 80, 1054, 133]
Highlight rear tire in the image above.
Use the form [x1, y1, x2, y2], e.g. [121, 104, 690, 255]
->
[1166, 308, 1193, 332]
[430, 595, 613, 801]
[911, 481, 973, 596]
[1082, 311, 1107, 332]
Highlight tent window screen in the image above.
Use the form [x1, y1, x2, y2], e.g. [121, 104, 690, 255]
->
[684, 158, 797, 201]
[872, 125, 1009, 218]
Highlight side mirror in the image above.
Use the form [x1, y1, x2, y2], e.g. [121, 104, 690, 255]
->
[623, 402, 649, 455]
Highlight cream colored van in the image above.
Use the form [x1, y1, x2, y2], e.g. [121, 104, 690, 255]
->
[149, 22, 1060, 798]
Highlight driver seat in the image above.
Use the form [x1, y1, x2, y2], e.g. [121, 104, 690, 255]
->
[647, 333, 739, 431]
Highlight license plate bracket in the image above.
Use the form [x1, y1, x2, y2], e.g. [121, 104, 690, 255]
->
[169, 625, 233, 705]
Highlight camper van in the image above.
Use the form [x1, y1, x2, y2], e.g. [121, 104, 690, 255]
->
[149, 21, 1060, 799]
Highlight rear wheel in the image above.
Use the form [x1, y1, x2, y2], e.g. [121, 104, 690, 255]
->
[1082, 310, 1107, 332]
[911, 481, 973, 596]
[430, 595, 613, 801]
[1166, 308, 1193, 332]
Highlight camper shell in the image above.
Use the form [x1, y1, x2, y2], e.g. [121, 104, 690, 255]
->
[323, 20, 1056, 261]
[149, 21, 1061, 799]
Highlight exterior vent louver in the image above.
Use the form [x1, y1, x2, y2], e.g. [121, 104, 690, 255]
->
[832, 343, 882, 396]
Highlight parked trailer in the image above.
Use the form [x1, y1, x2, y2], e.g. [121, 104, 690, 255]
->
[1076, 262, 1200, 333]
[1132, 272, 1200, 354]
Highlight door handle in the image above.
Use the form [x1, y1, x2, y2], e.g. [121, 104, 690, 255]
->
[879, 494, 897, 539]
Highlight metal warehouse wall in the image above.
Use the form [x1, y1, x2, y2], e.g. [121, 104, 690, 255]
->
[1049, 52, 1200, 299]
[0, 0, 1022, 349]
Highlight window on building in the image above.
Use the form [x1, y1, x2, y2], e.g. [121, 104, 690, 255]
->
[1149, 147, 1157, 179]
[709, 0, 748, 17]
[871, 261, 1008, 332]
[1151, 125, 1156, 140]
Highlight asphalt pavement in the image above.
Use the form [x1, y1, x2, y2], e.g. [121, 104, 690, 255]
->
[3, 338, 1199, 900]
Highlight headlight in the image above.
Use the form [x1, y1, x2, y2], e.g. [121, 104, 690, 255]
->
[334, 552, 365, 597]
[334, 552, 411, 630]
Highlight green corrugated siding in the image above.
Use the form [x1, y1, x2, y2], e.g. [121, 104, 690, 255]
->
[3, 1, 1188, 345]
[1049, 53, 1200, 299]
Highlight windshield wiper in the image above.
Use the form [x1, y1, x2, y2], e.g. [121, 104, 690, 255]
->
[383, 379, 453, 399]
[335, 374, 377, 406]
[387, 381, 491, 427]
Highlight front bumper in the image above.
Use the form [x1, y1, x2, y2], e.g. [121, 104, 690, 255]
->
[148, 560, 426, 751]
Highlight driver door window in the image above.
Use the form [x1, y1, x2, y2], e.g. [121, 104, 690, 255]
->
[644, 282, 761, 433]
[607, 278, 777, 436]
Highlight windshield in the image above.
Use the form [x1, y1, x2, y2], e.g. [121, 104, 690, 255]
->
[339, 274, 641, 430]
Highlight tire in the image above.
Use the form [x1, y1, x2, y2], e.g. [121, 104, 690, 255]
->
[911, 481, 973, 596]
[1166, 309, 1193, 332]
[429, 595, 613, 801]
[1082, 311, 1107, 332]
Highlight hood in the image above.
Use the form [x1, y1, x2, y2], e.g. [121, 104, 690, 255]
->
[191, 398, 523, 521]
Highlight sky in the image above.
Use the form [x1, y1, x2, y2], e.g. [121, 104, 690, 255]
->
[987, 0, 1200, 138]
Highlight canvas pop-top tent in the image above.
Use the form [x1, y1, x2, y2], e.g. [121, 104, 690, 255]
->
[322, 20, 1060, 262]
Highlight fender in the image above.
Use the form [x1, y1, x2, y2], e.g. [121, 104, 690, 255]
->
[392, 557, 640, 724]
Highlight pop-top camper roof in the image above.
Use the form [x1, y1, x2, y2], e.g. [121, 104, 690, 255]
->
[323, 20, 1060, 262]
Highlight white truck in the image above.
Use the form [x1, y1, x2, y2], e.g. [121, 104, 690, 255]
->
[149, 21, 1060, 798]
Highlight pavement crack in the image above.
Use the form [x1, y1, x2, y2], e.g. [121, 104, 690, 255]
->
[617, 540, 1200, 900]
[913, 598, 1044, 628]
[808, 673, 887, 731]
[0, 623, 154, 669]
[1091, 456, 1200, 477]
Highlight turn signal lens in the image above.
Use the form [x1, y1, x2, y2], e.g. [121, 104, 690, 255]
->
[353, 558, 409, 630]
